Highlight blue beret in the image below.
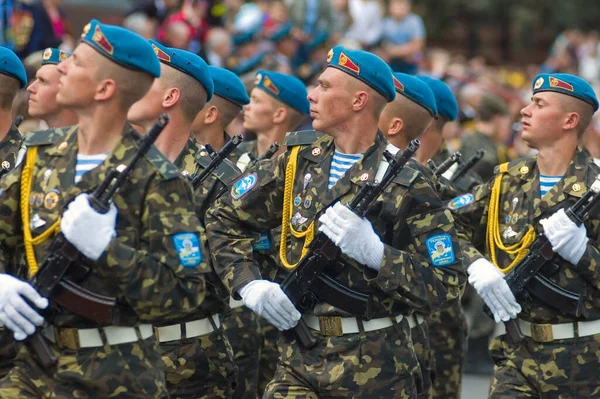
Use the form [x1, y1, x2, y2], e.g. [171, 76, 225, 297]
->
[0, 47, 26, 88]
[149, 40, 213, 102]
[229, 52, 265, 76]
[41, 48, 71, 66]
[416, 75, 458, 121]
[326, 46, 395, 102]
[532, 73, 598, 112]
[208, 66, 249, 107]
[269, 22, 292, 42]
[254, 70, 309, 115]
[305, 30, 330, 53]
[232, 26, 262, 47]
[81, 19, 160, 78]
[392, 73, 437, 117]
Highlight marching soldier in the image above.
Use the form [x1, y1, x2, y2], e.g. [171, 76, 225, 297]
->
[128, 40, 238, 398]
[206, 46, 465, 397]
[0, 20, 204, 398]
[452, 73, 600, 397]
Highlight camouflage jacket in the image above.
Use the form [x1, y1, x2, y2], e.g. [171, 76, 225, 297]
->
[0, 125, 24, 171]
[458, 131, 509, 183]
[0, 125, 205, 327]
[206, 131, 465, 318]
[172, 136, 242, 318]
[451, 148, 600, 324]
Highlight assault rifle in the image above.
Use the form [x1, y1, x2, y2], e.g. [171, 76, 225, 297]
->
[24, 114, 169, 368]
[281, 140, 421, 348]
[247, 142, 280, 167]
[428, 152, 462, 178]
[190, 134, 243, 190]
[487, 175, 600, 343]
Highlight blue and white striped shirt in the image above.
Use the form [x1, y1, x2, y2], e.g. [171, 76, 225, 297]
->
[539, 174, 562, 197]
[328, 150, 362, 189]
[75, 152, 109, 184]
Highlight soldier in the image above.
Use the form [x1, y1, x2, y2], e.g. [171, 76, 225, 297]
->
[0, 45, 28, 380]
[0, 20, 205, 398]
[415, 75, 469, 399]
[128, 40, 239, 398]
[206, 45, 465, 397]
[452, 73, 600, 397]
[266, 22, 296, 74]
[27, 48, 78, 129]
[377, 72, 439, 399]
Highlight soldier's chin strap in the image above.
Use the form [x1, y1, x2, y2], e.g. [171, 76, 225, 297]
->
[21, 147, 61, 277]
[486, 162, 536, 274]
[280, 145, 314, 270]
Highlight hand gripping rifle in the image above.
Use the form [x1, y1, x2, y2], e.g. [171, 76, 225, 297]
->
[280, 139, 421, 348]
[190, 134, 243, 190]
[24, 114, 169, 368]
[486, 175, 600, 343]
[427, 152, 462, 178]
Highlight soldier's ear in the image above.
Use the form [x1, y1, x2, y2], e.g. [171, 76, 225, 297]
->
[204, 105, 219, 124]
[272, 106, 287, 125]
[95, 78, 117, 102]
[163, 87, 180, 110]
[387, 117, 403, 136]
[562, 111, 580, 133]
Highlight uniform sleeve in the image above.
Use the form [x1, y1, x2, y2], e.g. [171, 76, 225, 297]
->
[205, 155, 286, 297]
[95, 176, 206, 320]
[363, 179, 466, 313]
[569, 217, 600, 291]
[0, 163, 25, 274]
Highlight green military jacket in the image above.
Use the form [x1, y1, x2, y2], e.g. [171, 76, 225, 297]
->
[458, 131, 508, 183]
[451, 148, 600, 324]
[0, 125, 205, 327]
[0, 125, 24, 172]
[206, 131, 465, 318]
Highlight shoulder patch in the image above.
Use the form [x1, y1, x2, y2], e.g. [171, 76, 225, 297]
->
[23, 127, 70, 147]
[231, 173, 258, 200]
[447, 193, 474, 210]
[284, 130, 324, 147]
[172, 233, 202, 267]
[145, 145, 181, 180]
[426, 234, 456, 267]
[392, 166, 420, 187]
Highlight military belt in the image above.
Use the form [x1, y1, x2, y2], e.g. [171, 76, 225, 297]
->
[517, 318, 600, 343]
[154, 314, 220, 343]
[407, 313, 425, 329]
[42, 324, 153, 350]
[304, 314, 403, 337]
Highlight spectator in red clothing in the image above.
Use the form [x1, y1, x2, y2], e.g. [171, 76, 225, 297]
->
[158, 0, 210, 49]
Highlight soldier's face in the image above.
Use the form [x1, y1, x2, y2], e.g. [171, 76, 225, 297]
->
[27, 65, 61, 118]
[56, 44, 101, 108]
[520, 92, 567, 147]
[308, 68, 352, 133]
[128, 78, 165, 127]
[243, 88, 276, 133]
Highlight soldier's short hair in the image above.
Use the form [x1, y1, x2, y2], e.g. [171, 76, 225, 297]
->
[159, 64, 208, 123]
[95, 58, 154, 109]
[477, 93, 508, 122]
[211, 95, 242, 128]
[387, 95, 433, 141]
[0, 74, 21, 111]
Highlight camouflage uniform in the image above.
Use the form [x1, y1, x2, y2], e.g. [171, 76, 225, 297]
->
[458, 131, 509, 183]
[0, 125, 205, 398]
[452, 149, 600, 397]
[0, 125, 24, 379]
[206, 131, 466, 398]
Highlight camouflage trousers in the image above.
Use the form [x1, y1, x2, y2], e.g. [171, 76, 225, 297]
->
[0, 327, 17, 379]
[161, 324, 237, 399]
[0, 335, 167, 398]
[410, 315, 434, 399]
[257, 319, 279, 396]
[221, 305, 262, 399]
[264, 317, 420, 399]
[489, 332, 600, 398]
[425, 301, 468, 399]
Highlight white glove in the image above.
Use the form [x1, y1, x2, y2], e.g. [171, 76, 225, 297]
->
[61, 193, 118, 261]
[540, 208, 588, 265]
[318, 202, 384, 271]
[239, 280, 301, 331]
[467, 258, 521, 323]
[0, 274, 49, 341]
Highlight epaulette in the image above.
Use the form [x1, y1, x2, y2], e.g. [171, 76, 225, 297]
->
[196, 153, 242, 185]
[392, 165, 420, 187]
[23, 127, 70, 147]
[144, 145, 182, 180]
[284, 130, 324, 147]
[493, 155, 535, 176]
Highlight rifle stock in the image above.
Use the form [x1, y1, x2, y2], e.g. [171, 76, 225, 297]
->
[191, 134, 243, 190]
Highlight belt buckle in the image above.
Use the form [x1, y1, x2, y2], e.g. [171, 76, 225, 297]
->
[56, 327, 80, 350]
[530, 323, 553, 342]
[318, 316, 343, 337]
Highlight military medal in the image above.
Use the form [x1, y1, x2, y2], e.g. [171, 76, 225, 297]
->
[291, 212, 308, 227]
[294, 194, 302, 207]
[30, 214, 46, 230]
[303, 173, 311, 190]
[304, 195, 312, 209]
[42, 169, 52, 190]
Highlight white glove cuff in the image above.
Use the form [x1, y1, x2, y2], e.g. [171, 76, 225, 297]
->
[365, 240, 385, 271]
[467, 258, 494, 276]
[239, 280, 261, 299]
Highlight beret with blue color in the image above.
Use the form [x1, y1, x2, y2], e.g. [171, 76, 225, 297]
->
[232, 25, 262, 47]
[326, 45, 395, 102]
[268, 22, 292, 42]
[532, 73, 598, 112]
[254, 70, 309, 115]
[80, 19, 160, 78]
[392, 72, 437, 117]
[208, 66, 249, 106]
[416, 75, 458, 121]
[149, 40, 213, 101]
[229, 51, 265, 76]
[41, 47, 71, 66]
[0, 47, 26, 88]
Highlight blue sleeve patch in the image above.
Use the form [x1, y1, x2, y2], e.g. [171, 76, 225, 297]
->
[447, 193, 474, 210]
[231, 173, 258, 200]
[172, 233, 202, 267]
[426, 234, 455, 267]
[252, 231, 272, 251]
